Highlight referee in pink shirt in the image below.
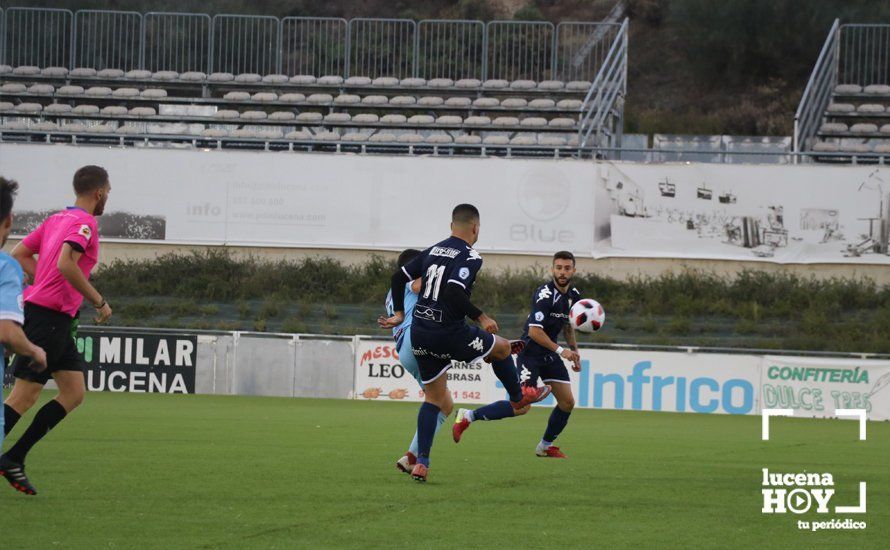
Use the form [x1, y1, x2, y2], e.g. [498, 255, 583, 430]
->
[1, 165, 113, 495]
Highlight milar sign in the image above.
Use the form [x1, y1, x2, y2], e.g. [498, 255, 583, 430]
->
[76, 331, 197, 394]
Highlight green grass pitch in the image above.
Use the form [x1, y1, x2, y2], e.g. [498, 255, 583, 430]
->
[1, 391, 887, 549]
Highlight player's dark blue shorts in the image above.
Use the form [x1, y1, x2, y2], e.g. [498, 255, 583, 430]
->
[411, 324, 495, 384]
[517, 351, 570, 387]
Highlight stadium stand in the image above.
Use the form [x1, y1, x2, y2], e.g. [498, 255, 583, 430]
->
[795, 21, 890, 161]
[0, 9, 628, 158]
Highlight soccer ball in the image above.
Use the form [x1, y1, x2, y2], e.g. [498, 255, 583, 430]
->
[570, 299, 605, 333]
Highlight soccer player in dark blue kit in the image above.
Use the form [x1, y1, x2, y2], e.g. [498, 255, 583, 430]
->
[379, 204, 551, 482]
[459, 251, 583, 458]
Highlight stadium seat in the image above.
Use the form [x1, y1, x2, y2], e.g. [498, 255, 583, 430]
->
[538, 135, 567, 146]
[353, 113, 379, 123]
[333, 94, 361, 105]
[464, 116, 491, 126]
[58, 85, 85, 95]
[307, 93, 333, 104]
[280, 93, 306, 103]
[231, 127, 259, 138]
[87, 123, 117, 133]
[389, 96, 417, 105]
[418, 96, 444, 106]
[864, 84, 890, 94]
[501, 98, 528, 108]
[537, 80, 565, 90]
[98, 68, 125, 79]
[269, 111, 296, 121]
[214, 110, 240, 119]
[33, 121, 59, 131]
[112, 87, 140, 98]
[483, 79, 509, 90]
[510, 135, 536, 145]
[116, 124, 144, 135]
[15, 82, 49, 99]
[0, 101, 12, 111]
[324, 113, 351, 122]
[341, 132, 370, 142]
[549, 118, 577, 128]
[380, 114, 407, 124]
[252, 92, 278, 102]
[435, 115, 462, 126]
[874, 143, 890, 153]
[85, 87, 113, 97]
[70, 67, 98, 77]
[834, 84, 862, 94]
[826, 103, 855, 113]
[285, 130, 311, 140]
[41, 67, 69, 77]
[426, 133, 453, 144]
[881, 124, 890, 135]
[289, 75, 316, 85]
[0, 65, 12, 75]
[455, 79, 481, 89]
[566, 80, 592, 91]
[61, 122, 88, 132]
[397, 133, 424, 143]
[408, 115, 434, 125]
[208, 72, 235, 82]
[428, 78, 455, 88]
[317, 75, 344, 86]
[361, 95, 388, 105]
[257, 128, 284, 139]
[0, 83, 27, 93]
[240, 110, 268, 120]
[73, 104, 100, 115]
[472, 97, 499, 108]
[224, 91, 251, 101]
[296, 112, 323, 123]
[15, 103, 43, 113]
[850, 123, 878, 134]
[445, 97, 472, 107]
[235, 73, 262, 83]
[369, 132, 397, 142]
[820, 122, 847, 133]
[840, 142, 870, 153]
[520, 117, 548, 128]
[312, 131, 340, 141]
[483, 135, 509, 145]
[262, 74, 289, 84]
[152, 71, 179, 81]
[44, 103, 73, 114]
[857, 104, 885, 113]
[557, 99, 583, 110]
[510, 80, 536, 90]
[493, 116, 519, 126]
[1, 121, 30, 130]
[345, 76, 372, 86]
[399, 78, 426, 87]
[126, 69, 152, 79]
[100, 106, 128, 116]
[372, 77, 399, 87]
[180, 71, 207, 82]
[455, 135, 482, 144]
[130, 107, 157, 117]
[13, 65, 40, 76]
[529, 98, 556, 109]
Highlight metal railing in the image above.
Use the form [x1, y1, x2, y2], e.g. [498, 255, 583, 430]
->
[0, 8, 620, 85]
[838, 23, 890, 86]
[485, 20, 553, 81]
[578, 17, 628, 149]
[210, 14, 279, 75]
[793, 19, 839, 155]
[2, 7, 72, 69]
[281, 17, 347, 77]
[142, 12, 211, 73]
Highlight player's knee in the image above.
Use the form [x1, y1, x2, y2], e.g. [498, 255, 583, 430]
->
[7, 390, 39, 412]
[487, 338, 511, 361]
[559, 395, 575, 412]
[58, 387, 85, 411]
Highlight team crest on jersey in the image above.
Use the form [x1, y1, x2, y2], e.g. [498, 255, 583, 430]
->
[459, 267, 470, 280]
[78, 224, 92, 240]
[534, 311, 545, 322]
[536, 285, 552, 303]
[469, 337, 484, 352]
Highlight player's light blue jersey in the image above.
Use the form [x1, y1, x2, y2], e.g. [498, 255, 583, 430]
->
[385, 283, 417, 348]
[0, 251, 26, 446]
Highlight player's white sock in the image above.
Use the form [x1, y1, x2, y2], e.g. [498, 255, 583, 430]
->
[538, 439, 552, 451]
[465, 410, 475, 423]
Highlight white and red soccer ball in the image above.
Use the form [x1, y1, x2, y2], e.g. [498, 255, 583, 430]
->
[570, 299, 605, 333]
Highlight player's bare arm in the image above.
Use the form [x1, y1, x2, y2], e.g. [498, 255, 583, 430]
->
[562, 322, 582, 372]
[10, 242, 38, 279]
[57, 242, 112, 323]
[0, 320, 47, 371]
[528, 325, 580, 366]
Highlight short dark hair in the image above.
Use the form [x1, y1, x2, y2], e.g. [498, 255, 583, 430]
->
[397, 248, 421, 268]
[452, 203, 480, 225]
[553, 251, 575, 265]
[73, 165, 109, 195]
[0, 176, 19, 223]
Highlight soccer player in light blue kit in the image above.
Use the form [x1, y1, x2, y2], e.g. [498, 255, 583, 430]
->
[0, 177, 47, 459]
[385, 249, 450, 474]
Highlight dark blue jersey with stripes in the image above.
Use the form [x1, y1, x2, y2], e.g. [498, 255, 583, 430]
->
[520, 281, 580, 358]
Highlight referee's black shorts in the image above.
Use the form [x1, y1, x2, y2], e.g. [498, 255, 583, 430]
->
[11, 303, 84, 385]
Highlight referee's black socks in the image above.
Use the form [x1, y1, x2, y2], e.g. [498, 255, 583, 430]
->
[3, 399, 67, 464]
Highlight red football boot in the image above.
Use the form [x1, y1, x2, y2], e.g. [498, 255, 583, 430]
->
[536, 445, 568, 458]
[411, 463, 429, 482]
[396, 451, 417, 474]
[511, 385, 552, 411]
[452, 408, 472, 443]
